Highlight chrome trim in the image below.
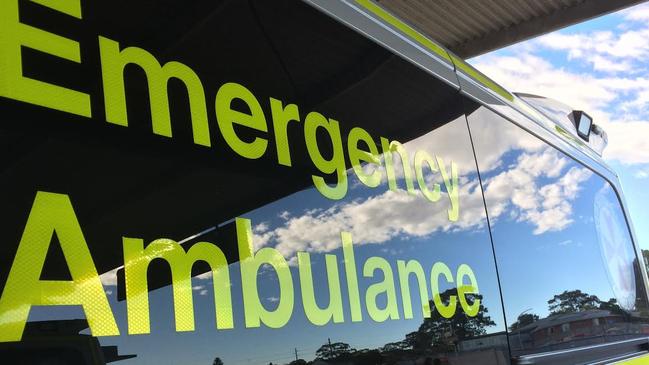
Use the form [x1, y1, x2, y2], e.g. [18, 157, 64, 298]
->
[514, 337, 649, 364]
[304, 0, 459, 90]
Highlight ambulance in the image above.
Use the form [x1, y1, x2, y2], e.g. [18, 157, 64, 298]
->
[0, 0, 647, 364]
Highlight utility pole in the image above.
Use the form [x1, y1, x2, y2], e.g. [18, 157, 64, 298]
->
[294, 348, 298, 362]
[328, 337, 333, 359]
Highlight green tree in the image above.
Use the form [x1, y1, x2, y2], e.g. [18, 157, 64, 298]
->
[212, 357, 224, 365]
[509, 313, 539, 331]
[404, 330, 430, 351]
[352, 349, 382, 363]
[380, 341, 410, 353]
[598, 298, 628, 316]
[416, 289, 495, 351]
[548, 290, 601, 315]
[315, 342, 356, 361]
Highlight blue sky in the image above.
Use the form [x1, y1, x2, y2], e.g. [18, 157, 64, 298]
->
[469, 2, 649, 252]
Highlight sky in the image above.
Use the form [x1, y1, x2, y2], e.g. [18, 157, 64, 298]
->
[468, 2, 649, 252]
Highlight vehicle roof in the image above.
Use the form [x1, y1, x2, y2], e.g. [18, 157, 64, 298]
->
[374, 0, 646, 58]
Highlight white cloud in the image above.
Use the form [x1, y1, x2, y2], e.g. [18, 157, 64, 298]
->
[471, 2, 649, 171]
[471, 51, 649, 167]
[589, 55, 632, 72]
[267, 187, 481, 258]
[600, 120, 649, 164]
[195, 271, 213, 280]
[100, 268, 119, 287]
[624, 3, 649, 21]
[483, 147, 592, 235]
[473, 53, 617, 113]
[538, 23, 649, 70]
[253, 222, 269, 233]
[193, 285, 210, 295]
[249, 173, 489, 259]
[558, 239, 573, 246]
[251, 140, 591, 258]
[635, 167, 649, 179]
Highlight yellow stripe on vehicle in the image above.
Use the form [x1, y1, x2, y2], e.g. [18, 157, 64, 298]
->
[353, 0, 513, 102]
[615, 354, 649, 365]
[354, 0, 451, 62]
[450, 54, 514, 102]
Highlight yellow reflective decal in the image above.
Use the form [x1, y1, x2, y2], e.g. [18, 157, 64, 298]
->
[450, 54, 514, 102]
[0, 0, 478, 343]
[0, 191, 481, 341]
[0, 1, 463, 210]
[0, 0, 91, 117]
[354, 0, 451, 62]
[0, 192, 119, 342]
[353, 0, 514, 103]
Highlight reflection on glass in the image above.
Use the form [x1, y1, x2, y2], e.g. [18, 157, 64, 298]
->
[468, 106, 649, 360]
[577, 113, 592, 138]
[0, 319, 136, 364]
[7, 116, 510, 364]
[88, 115, 507, 365]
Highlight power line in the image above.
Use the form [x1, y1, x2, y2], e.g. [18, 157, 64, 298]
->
[228, 343, 323, 364]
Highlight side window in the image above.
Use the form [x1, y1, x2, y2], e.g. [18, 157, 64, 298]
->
[467, 104, 649, 363]
[0, 1, 509, 365]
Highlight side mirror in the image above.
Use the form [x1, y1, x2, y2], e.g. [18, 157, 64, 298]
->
[569, 110, 593, 141]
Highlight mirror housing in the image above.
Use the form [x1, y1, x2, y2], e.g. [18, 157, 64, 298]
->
[590, 123, 608, 156]
[569, 110, 593, 141]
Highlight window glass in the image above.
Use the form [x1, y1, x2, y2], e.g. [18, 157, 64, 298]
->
[467, 105, 649, 362]
[0, 0, 508, 364]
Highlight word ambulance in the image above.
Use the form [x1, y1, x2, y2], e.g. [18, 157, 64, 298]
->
[0, 191, 480, 341]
